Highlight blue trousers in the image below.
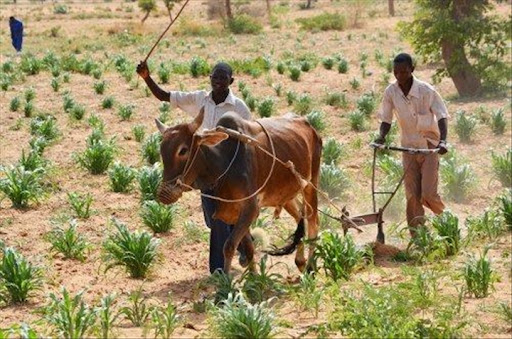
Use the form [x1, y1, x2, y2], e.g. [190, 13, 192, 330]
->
[201, 191, 234, 274]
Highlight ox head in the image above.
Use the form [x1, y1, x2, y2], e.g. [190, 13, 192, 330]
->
[156, 108, 229, 205]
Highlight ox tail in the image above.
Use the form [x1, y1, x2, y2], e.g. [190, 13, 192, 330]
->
[264, 218, 305, 256]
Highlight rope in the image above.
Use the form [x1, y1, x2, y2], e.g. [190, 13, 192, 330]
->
[143, 0, 190, 62]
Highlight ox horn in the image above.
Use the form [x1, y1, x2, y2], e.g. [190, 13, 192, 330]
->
[155, 119, 167, 134]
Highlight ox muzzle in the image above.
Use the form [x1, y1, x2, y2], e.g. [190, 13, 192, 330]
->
[157, 180, 184, 205]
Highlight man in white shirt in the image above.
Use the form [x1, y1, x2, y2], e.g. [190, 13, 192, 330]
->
[136, 60, 252, 273]
[374, 53, 449, 237]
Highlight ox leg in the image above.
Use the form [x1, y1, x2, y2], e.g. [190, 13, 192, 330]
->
[304, 185, 319, 273]
[223, 201, 259, 274]
[283, 200, 306, 272]
[238, 233, 255, 272]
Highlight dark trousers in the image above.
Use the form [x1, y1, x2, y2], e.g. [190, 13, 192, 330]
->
[201, 191, 233, 274]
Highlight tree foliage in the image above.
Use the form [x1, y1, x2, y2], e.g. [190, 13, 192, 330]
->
[398, 0, 511, 96]
[139, 0, 156, 23]
[162, 0, 182, 20]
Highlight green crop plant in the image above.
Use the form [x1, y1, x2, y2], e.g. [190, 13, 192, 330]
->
[276, 61, 285, 74]
[30, 115, 59, 141]
[62, 92, 75, 113]
[290, 272, 323, 317]
[119, 287, 152, 327]
[491, 149, 511, 188]
[320, 164, 350, 200]
[257, 98, 275, 118]
[93, 80, 106, 95]
[24, 88, 36, 103]
[140, 200, 177, 233]
[322, 137, 344, 166]
[454, 110, 477, 143]
[103, 219, 160, 279]
[463, 248, 495, 298]
[356, 92, 377, 116]
[132, 124, 146, 143]
[75, 138, 116, 175]
[70, 104, 86, 120]
[348, 110, 367, 131]
[430, 211, 461, 256]
[293, 94, 313, 116]
[337, 58, 348, 73]
[466, 208, 506, 240]
[210, 293, 275, 339]
[150, 297, 180, 339]
[349, 77, 361, 90]
[159, 102, 171, 123]
[29, 136, 50, 155]
[325, 92, 348, 108]
[314, 233, 364, 281]
[306, 110, 326, 132]
[142, 132, 162, 165]
[42, 287, 97, 338]
[241, 255, 284, 303]
[0, 247, 41, 304]
[0, 165, 44, 208]
[101, 96, 115, 109]
[95, 293, 119, 339]
[108, 162, 137, 193]
[158, 63, 170, 84]
[497, 191, 512, 230]
[138, 164, 162, 202]
[440, 152, 476, 203]
[18, 149, 47, 171]
[118, 104, 135, 121]
[9, 96, 20, 112]
[67, 191, 93, 219]
[46, 219, 89, 261]
[23, 101, 34, 118]
[189, 56, 210, 78]
[490, 107, 506, 135]
[289, 65, 301, 81]
[321, 57, 335, 70]
[51, 77, 60, 92]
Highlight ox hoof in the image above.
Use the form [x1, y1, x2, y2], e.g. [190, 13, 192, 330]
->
[295, 259, 306, 272]
[238, 252, 249, 268]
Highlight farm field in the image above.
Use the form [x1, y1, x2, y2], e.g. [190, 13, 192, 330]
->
[0, 0, 511, 338]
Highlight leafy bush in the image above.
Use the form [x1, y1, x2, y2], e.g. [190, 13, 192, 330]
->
[454, 110, 477, 143]
[489, 108, 506, 135]
[491, 149, 511, 188]
[158, 63, 170, 84]
[320, 164, 350, 200]
[53, 4, 68, 14]
[211, 293, 275, 339]
[227, 15, 263, 35]
[140, 200, 176, 233]
[139, 164, 162, 201]
[440, 152, 476, 202]
[431, 211, 461, 256]
[103, 219, 160, 279]
[257, 98, 275, 118]
[51, 77, 60, 92]
[20, 55, 41, 75]
[0, 247, 41, 304]
[75, 139, 116, 175]
[349, 77, 360, 90]
[314, 233, 364, 281]
[0, 165, 44, 208]
[463, 248, 495, 298]
[118, 104, 135, 121]
[306, 110, 326, 132]
[62, 92, 75, 113]
[68, 192, 93, 219]
[276, 61, 285, 74]
[102, 96, 115, 109]
[159, 102, 172, 123]
[108, 162, 137, 193]
[70, 104, 86, 120]
[296, 12, 346, 31]
[321, 57, 335, 70]
[24, 101, 34, 118]
[42, 287, 97, 338]
[47, 219, 89, 261]
[322, 137, 344, 166]
[141, 132, 162, 165]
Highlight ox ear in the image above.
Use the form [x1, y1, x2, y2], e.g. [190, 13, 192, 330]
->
[190, 107, 205, 132]
[155, 119, 167, 134]
[198, 131, 229, 146]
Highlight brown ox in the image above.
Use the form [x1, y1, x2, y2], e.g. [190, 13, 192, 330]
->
[156, 109, 322, 274]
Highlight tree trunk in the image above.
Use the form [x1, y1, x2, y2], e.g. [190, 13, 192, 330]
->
[388, 0, 394, 16]
[441, 39, 481, 96]
[306, 0, 312, 9]
[225, 0, 233, 20]
[141, 10, 150, 23]
[266, 0, 271, 17]
[440, 0, 482, 96]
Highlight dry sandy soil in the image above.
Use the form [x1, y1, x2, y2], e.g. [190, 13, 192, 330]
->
[0, 0, 511, 338]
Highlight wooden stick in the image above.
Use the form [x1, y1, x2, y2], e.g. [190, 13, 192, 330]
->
[143, 0, 190, 62]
